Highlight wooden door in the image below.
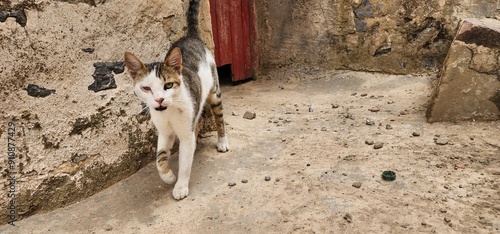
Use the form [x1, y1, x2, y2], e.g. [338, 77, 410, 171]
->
[210, 0, 255, 81]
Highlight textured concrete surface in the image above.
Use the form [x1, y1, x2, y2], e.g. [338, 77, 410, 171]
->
[1, 69, 499, 233]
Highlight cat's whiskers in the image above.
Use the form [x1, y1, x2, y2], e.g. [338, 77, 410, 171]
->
[139, 103, 150, 115]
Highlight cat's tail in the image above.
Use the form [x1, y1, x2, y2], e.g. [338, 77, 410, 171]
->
[186, 0, 201, 39]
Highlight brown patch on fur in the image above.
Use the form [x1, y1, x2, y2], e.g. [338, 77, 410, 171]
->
[207, 89, 226, 138]
[156, 150, 171, 173]
[161, 48, 183, 88]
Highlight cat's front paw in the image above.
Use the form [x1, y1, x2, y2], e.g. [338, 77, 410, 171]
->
[172, 183, 189, 200]
[217, 136, 229, 152]
[160, 170, 177, 184]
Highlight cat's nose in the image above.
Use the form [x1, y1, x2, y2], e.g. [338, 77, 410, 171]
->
[155, 98, 164, 105]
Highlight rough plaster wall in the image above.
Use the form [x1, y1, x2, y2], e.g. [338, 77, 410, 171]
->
[0, 0, 214, 222]
[255, 0, 500, 75]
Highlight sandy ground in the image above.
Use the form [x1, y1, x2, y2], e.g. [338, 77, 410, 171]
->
[1, 69, 499, 233]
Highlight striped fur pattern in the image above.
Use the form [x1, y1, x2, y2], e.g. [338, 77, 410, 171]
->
[124, 0, 229, 200]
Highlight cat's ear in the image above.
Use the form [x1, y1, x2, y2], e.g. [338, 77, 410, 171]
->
[165, 47, 183, 74]
[124, 52, 146, 79]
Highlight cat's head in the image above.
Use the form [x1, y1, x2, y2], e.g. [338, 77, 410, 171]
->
[124, 48, 183, 112]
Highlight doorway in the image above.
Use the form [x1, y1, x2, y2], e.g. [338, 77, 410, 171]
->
[209, 0, 256, 82]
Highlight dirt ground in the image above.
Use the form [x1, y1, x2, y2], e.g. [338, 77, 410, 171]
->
[1, 69, 499, 233]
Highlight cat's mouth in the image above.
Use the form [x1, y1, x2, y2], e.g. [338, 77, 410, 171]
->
[155, 106, 167, 111]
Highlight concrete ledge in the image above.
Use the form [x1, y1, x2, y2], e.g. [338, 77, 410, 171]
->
[427, 18, 500, 122]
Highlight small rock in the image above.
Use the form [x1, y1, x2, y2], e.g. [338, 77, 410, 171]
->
[332, 104, 339, 109]
[444, 217, 451, 223]
[241, 179, 248, 183]
[361, 93, 368, 97]
[82, 48, 95, 53]
[352, 182, 362, 188]
[400, 110, 408, 115]
[351, 92, 357, 96]
[228, 182, 237, 187]
[343, 213, 353, 223]
[435, 138, 449, 145]
[243, 111, 256, 120]
[0, 11, 7, 22]
[278, 84, 284, 90]
[232, 111, 239, 116]
[369, 107, 380, 112]
[104, 225, 113, 231]
[365, 119, 375, 125]
[386, 124, 393, 130]
[373, 142, 384, 149]
[454, 163, 465, 169]
[440, 209, 447, 213]
[264, 176, 271, 181]
[88, 62, 118, 92]
[26, 84, 56, 97]
[309, 106, 314, 112]
[321, 127, 327, 131]
[365, 140, 374, 145]
[412, 132, 421, 137]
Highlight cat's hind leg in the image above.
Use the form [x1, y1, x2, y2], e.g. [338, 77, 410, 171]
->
[156, 130, 177, 184]
[207, 88, 229, 152]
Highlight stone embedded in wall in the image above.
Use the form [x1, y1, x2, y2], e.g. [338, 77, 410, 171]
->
[353, 0, 374, 32]
[353, 0, 374, 19]
[0, 10, 27, 26]
[26, 84, 56, 97]
[427, 18, 500, 122]
[490, 89, 500, 110]
[88, 62, 124, 92]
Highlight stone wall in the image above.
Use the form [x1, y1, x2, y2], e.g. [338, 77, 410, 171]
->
[0, 0, 214, 223]
[427, 18, 500, 122]
[254, 0, 500, 75]
[2, 0, 499, 223]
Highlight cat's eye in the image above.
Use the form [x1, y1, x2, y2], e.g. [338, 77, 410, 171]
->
[164, 82, 174, 90]
[141, 86, 151, 92]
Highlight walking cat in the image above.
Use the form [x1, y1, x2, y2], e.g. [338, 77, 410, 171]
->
[124, 0, 229, 200]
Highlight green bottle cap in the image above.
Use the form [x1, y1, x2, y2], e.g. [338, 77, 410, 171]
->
[382, 170, 396, 181]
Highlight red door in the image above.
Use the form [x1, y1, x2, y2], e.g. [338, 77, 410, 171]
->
[210, 0, 255, 81]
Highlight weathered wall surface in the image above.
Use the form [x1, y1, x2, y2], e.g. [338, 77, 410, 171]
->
[255, 0, 500, 74]
[427, 18, 500, 122]
[0, 0, 214, 223]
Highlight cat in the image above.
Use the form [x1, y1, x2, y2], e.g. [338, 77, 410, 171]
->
[124, 0, 229, 200]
